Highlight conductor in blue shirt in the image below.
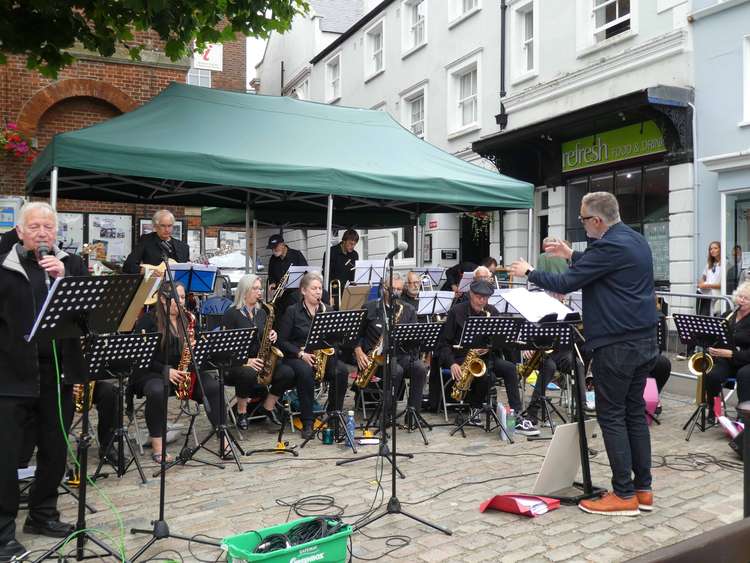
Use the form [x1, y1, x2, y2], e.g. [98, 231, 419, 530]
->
[510, 191, 658, 517]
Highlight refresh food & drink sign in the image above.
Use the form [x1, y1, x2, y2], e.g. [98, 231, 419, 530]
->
[561, 121, 665, 173]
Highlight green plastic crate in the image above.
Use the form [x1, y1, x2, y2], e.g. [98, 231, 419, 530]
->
[221, 517, 352, 563]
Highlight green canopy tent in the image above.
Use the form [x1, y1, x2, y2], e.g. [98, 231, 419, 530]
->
[27, 82, 534, 280]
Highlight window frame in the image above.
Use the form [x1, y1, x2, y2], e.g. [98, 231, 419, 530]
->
[576, 0, 638, 56]
[186, 67, 211, 88]
[401, 0, 428, 58]
[364, 18, 386, 81]
[592, 0, 631, 39]
[446, 50, 482, 138]
[449, 0, 481, 27]
[509, 0, 539, 84]
[325, 52, 342, 103]
[400, 81, 428, 140]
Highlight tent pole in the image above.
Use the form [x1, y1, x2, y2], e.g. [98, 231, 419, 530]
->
[245, 199, 251, 274]
[252, 219, 258, 275]
[50, 166, 59, 210]
[324, 194, 333, 289]
[527, 207, 534, 262]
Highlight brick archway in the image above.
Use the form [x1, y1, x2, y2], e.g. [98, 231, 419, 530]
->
[17, 79, 138, 136]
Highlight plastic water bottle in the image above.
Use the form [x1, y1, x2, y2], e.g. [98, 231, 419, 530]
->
[345, 410, 356, 447]
[497, 399, 508, 441]
[506, 409, 516, 439]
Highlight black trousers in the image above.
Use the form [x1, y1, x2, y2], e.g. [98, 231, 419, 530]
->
[93, 381, 117, 449]
[0, 362, 73, 543]
[283, 356, 340, 425]
[392, 356, 427, 411]
[651, 355, 671, 393]
[526, 350, 572, 421]
[706, 358, 750, 417]
[136, 372, 221, 438]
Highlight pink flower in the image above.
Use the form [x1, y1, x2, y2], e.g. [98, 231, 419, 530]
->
[7, 122, 17, 130]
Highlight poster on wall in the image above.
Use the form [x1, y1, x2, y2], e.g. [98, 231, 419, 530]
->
[88, 213, 132, 264]
[0, 197, 25, 233]
[57, 213, 85, 254]
[219, 230, 246, 252]
[187, 229, 202, 261]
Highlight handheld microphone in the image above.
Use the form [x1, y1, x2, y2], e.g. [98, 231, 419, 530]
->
[37, 244, 51, 289]
[386, 241, 408, 260]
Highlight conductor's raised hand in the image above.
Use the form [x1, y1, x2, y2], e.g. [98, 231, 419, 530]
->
[543, 238, 573, 260]
[509, 259, 531, 278]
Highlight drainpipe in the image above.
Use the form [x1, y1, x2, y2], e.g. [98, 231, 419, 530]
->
[688, 102, 699, 303]
[495, 0, 508, 129]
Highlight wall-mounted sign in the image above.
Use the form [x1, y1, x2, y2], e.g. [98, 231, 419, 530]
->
[561, 121, 665, 173]
[428, 220, 438, 229]
[193, 43, 223, 71]
[441, 249, 457, 260]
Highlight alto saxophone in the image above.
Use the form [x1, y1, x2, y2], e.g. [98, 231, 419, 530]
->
[73, 382, 95, 413]
[451, 310, 490, 402]
[355, 302, 404, 388]
[175, 311, 197, 401]
[256, 271, 288, 385]
[311, 301, 334, 382]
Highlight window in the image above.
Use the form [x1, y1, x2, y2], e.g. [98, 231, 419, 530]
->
[458, 68, 478, 127]
[288, 79, 309, 100]
[450, 0, 481, 25]
[522, 9, 534, 72]
[510, 0, 538, 81]
[325, 54, 341, 102]
[462, 0, 478, 13]
[402, 0, 427, 54]
[365, 20, 385, 79]
[446, 50, 482, 136]
[401, 83, 427, 139]
[409, 94, 425, 137]
[186, 68, 211, 88]
[593, 0, 631, 42]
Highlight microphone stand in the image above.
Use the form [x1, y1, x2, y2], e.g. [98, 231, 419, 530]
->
[130, 244, 219, 560]
[354, 252, 451, 535]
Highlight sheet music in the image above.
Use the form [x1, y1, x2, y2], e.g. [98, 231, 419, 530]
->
[501, 287, 576, 322]
[284, 265, 309, 288]
[353, 260, 385, 285]
[457, 272, 474, 292]
[411, 267, 444, 286]
[488, 289, 519, 314]
[417, 291, 454, 316]
[26, 277, 63, 341]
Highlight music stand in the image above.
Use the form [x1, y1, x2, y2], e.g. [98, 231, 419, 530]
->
[516, 322, 572, 440]
[161, 328, 256, 472]
[410, 267, 444, 288]
[450, 316, 524, 439]
[282, 265, 308, 289]
[91, 333, 162, 484]
[416, 291, 454, 318]
[673, 313, 730, 440]
[299, 309, 367, 453]
[26, 274, 142, 563]
[488, 289, 520, 315]
[457, 273, 474, 293]
[391, 322, 443, 445]
[171, 263, 218, 294]
[353, 260, 385, 285]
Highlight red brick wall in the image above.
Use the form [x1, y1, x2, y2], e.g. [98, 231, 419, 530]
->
[211, 33, 247, 92]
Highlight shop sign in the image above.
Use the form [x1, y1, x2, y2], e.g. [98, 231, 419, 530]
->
[561, 121, 665, 173]
[428, 220, 438, 229]
[194, 43, 223, 71]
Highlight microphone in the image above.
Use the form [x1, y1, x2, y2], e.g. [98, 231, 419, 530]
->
[37, 244, 51, 289]
[386, 241, 408, 260]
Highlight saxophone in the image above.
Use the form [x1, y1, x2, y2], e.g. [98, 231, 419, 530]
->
[175, 311, 197, 401]
[516, 349, 549, 380]
[73, 383, 95, 413]
[355, 302, 403, 388]
[311, 301, 335, 382]
[451, 310, 490, 402]
[256, 272, 288, 385]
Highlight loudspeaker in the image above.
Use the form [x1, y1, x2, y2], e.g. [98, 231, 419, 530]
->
[729, 430, 744, 460]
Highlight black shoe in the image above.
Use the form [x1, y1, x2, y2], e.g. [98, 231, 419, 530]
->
[0, 539, 27, 561]
[301, 423, 314, 440]
[23, 518, 74, 538]
[237, 413, 249, 430]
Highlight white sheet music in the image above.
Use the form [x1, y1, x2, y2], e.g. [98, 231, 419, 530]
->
[502, 287, 576, 322]
[458, 272, 474, 292]
[411, 267, 444, 286]
[417, 291, 455, 316]
[489, 289, 520, 314]
[284, 265, 309, 288]
[353, 260, 385, 285]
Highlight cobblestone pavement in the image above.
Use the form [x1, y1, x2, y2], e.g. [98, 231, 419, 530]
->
[17, 383, 744, 562]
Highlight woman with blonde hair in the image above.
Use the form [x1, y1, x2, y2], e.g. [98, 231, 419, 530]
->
[698, 241, 722, 316]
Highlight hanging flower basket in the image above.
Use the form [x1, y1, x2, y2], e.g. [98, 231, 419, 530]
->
[1, 122, 37, 163]
[463, 211, 492, 242]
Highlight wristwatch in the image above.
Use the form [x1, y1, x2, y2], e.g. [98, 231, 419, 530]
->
[525, 267, 534, 276]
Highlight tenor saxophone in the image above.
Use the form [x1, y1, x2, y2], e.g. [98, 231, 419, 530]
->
[310, 300, 334, 382]
[451, 310, 490, 402]
[257, 271, 288, 385]
[175, 311, 197, 401]
[355, 302, 404, 388]
[73, 382, 95, 413]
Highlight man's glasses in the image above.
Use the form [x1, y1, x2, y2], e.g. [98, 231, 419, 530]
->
[578, 215, 597, 223]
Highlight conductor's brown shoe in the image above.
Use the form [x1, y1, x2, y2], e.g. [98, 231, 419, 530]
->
[636, 490, 653, 512]
[578, 492, 640, 516]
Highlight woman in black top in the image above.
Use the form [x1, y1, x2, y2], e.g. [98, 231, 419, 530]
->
[221, 274, 295, 429]
[277, 271, 348, 440]
[132, 282, 221, 462]
[706, 281, 750, 421]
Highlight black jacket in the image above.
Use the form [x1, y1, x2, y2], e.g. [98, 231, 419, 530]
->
[221, 306, 267, 357]
[268, 247, 307, 286]
[436, 300, 499, 368]
[358, 298, 418, 358]
[726, 309, 750, 368]
[123, 232, 190, 274]
[324, 243, 358, 287]
[276, 299, 325, 358]
[0, 244, 88, 397]
[131, 312, 184, 387]
[528, 222, 658, 351]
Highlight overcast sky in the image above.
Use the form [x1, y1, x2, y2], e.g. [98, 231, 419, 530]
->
[246, 37, 267, 86]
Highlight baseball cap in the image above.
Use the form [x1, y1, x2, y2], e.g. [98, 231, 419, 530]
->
[267, 234, 284, 249]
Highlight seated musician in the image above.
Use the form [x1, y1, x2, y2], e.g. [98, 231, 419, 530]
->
[221, 274, 296, 429]
[123, 209, 189, 274]
[276, 271, 349, 440]
[131, 282, 221, 462]
[436, 279, 539, 435]
[354, 274, 427, 419]
[705, 281, 750, 423]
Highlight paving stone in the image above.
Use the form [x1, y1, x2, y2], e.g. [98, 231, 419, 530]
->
[546, 544, 584, 562]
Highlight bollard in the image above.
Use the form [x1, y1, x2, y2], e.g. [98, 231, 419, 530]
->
[738, 401, 750, 518]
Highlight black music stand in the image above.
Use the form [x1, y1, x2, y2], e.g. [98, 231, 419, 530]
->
[416, 291, 454, 319]
[161, 328, 256, 472]
[673, 314, 730, 440]
[391, 322, 443, 445]
[450, 316, 523, 440]
[91, 333, 162, 484]
[26, 274, 142, 563]
[299, 309, 366, 453]
[517, 322, 571, 440]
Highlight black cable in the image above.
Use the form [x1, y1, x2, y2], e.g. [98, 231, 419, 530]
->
[187, 534, 225, 563]
[143, 549, 185, 563]
[400, 471, 539, 505]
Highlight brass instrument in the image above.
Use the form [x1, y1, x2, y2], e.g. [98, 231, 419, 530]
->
[516, 349, 548, 380]
[330, 279, 342, 308]
[313, 347, 335, 382]
[257, 271, 288, 385]
[175, 311, 197, 401]
[688, 308, 736, 403]
[451, 310, 490, 402]
[355, 302, 404, 388]
[73, 382, 95, 413]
